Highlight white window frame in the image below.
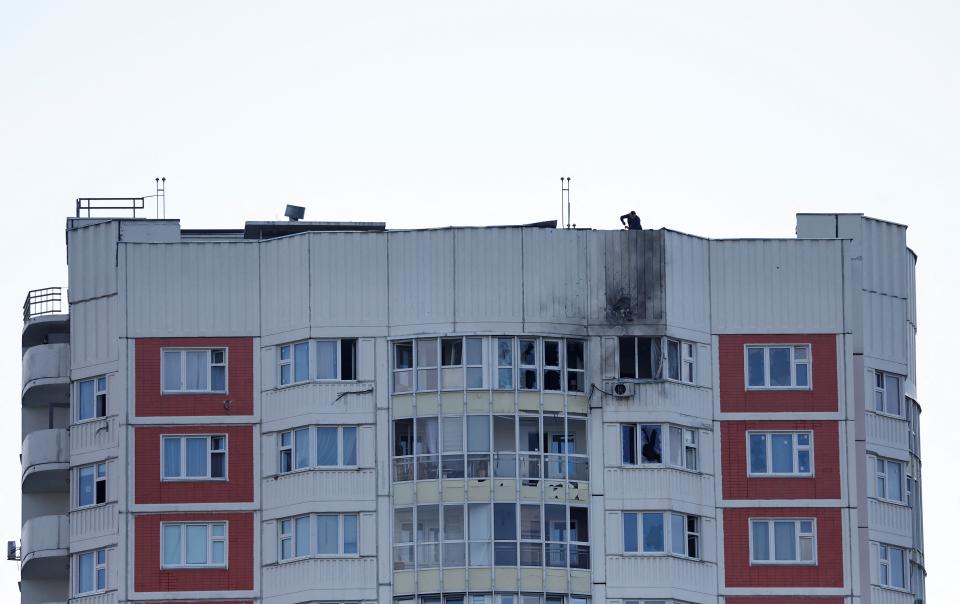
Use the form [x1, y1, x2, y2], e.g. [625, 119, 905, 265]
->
[518, 337, 538, 391]
[681, 341, 696, 384]
[161, 348, 228, 393]
[161, 522, 228, 568]
[749, 518, 817, 565]
[621, 511, 700, 559]
[744, 344, 811, 390]
[873, 370, 905, 417]
[621, 423, 699, 471]
[278, 425, 359, 474]
[161, 434, 228, 481]
[75, 548, 107, 595]
[876, 542, 909, 590]
[565, 339, 586, 392]
[875, 457, 905, 503]
[746, 431, 814, 477]
[77, 462, 107, 508]
[278, 513, 360, 561]
[76, 375, 108, 422]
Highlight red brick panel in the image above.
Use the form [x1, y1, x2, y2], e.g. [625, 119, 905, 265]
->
[725, 599, 844, 604]
[723, 507, 844, 588]
[719, 335, 838, 413]
[721, 421, 841, 500]
[136, 338, 254, 417]
[134, 512, 254, 593]
[134, 425, 254, 504]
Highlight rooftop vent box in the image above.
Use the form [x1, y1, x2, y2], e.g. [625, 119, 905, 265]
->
[284, 204, 305, 221]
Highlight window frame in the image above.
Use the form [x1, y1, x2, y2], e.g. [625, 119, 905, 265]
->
[160, 434, 228, 481]
[746, 430, 814, 477]
[749, 518, 817, 565]
[621, 511, 700, 559]
[160, 522, 228, 569]
[278, 513, 360, 562]
[77, 462, 107, 508]
[76, 548, 107, 595]
[876, 542, 908, 590]
[621, 423, 699, 472]
[618, 336, 696, 384]
[873, 370, 905, 418]
[875, 457, 905, 504]
[744, 344, 812, 390]
[277, 338, 359, 387]
[76, 375, 108, 423]
[278, 425, 359, 474]
[160, 347, 228, 394]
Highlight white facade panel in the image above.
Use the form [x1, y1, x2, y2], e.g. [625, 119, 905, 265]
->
[863, 292, 907, 367]
[870, 587, 915, 604]
[260, 235, 311, 337]
[261, 382, 376, 433]
[67, 220, 118, 303]
[310, 232, 390, 329]
[388, 230, 455, 329]
[868, 499, 913, 546]
[605, 555, 716, 599]
[587, 229, 664, 326]
[262, 557, 377, 603]
[124, 242, 260, 336]
[262, 470, 377, 518]
[70, 417, 119, 458]
[453, 228, 523, 326]
[601, 382, 713, 422]
[664, 231, 710, 336]
[865, 413, 910, 453]
[861, 217, 908, 298]
[604, 468, 714, 512]
[70, 297, 118, 371]
[709, 239, 844, 333]
[69, 503, 118, 544]
[523, 229, 588, 326]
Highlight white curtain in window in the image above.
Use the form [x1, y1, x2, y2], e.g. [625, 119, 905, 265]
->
[295, 516, 310, 556]
[316, 427, 338, 466]
[773, 521, 796, 560]
[163, 439, 181, 478]
[417, 418, 439, 455]
[185, 438, 208, 477]
[163, 525, 181, 565]
[78, 552, 94, 592]
[317, 515, 339, 554]
[317, 341, 337, 379]
[442, 417, 463, 453]
[342, 427, 357, 465]
[185, 351, 207, 390]
[163, 351, 181, 391]
[185, 525, 208, 564]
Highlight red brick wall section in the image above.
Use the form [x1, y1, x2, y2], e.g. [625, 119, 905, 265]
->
[134, 425, 254, 504]
[719, 335, 838, 413]
[721, 421, 841, 500]
[136, 338, 254, 417]
[134, 512, 254, 593]
[725, 599, 844, 604]
[723, 507, 844, 588]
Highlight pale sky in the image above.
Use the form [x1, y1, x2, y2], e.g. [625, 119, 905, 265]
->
[1, 1, 957, 600]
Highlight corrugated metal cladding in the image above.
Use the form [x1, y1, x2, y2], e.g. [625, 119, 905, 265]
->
[309, 232, 389, 329]
[589, 229, 664, 326]
[863, 292, 908, 367]
[664, 231, 710, 336]
[906, 250, 917, 329]
[124, 242, 260, 336]
[388, 230, 455, 328]
[67, 220, 119, 302]
[709, 239, 844, 333]
[524, 228, 588, 325]
[861, 218, 908, 299]
[260, 235, 310, 336]
[453, 228, 523, 325]
[70, 297, 118, 370]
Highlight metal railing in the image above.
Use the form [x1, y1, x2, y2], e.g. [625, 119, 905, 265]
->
[23, 287, 64, 322]
[76, 197, 145, 218]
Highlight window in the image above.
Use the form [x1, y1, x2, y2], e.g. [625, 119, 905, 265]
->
[519, 339, 537, 390]
[876, 458, 904, 503]
[748, 431, 813, 476]
[78, 462, 107, 507]
[622, 512, 699, 558]
[874, 370, 903, 416]
[566, 340, 585, 392]
[876, 543, 907, 589]
[394, 341, 414, 393]
[77, 376, 107, 422]
[496, 338, 514, 389]
[279, 341, 309, 385]
[750, 519, 816, 564]
[279, 513, 359, 561]
[162, 523, 227, 568]
[162, 435, 226, 480]
[278, 425, 357, 473]
[745, 345, 810, 389]
[162, 348, 227, 393]
[621, 424, 698, 471]
[618, 336, 694, 384]
[279, 339, 357, 385]
[76, 548, 106, 594]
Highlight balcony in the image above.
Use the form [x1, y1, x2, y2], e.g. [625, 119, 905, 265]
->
[21, 514, 69, 579]
[22, 343, 70, 407]
[22, 429, 69, 493]
[22, 287, 69, 349]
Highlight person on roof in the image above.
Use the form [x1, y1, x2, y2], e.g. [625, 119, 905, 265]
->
[620, 211, 642, 230]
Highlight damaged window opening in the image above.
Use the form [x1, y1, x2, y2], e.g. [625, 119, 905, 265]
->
[621, 423, 698, 471]
[618, 336, 695, 384]
[278, 338, 357, 385]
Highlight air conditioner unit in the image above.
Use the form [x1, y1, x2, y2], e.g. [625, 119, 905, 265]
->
[608, 381, 634, 398]
[7, 541, 18, 561]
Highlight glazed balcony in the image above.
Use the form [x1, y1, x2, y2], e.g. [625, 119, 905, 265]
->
[22, 342, 70, 407]
[20, 514, 69, 579]
[22, 429, 70, 493]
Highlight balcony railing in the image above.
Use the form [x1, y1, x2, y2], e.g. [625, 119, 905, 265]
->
[23, 287, 63, 322]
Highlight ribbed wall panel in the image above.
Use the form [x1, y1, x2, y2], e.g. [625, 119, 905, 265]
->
[309, 232, 389, 329]
[70, 502, 118, 542]
[388, 231, 454, 328]
[22, 343, 70, 388]
[602, 382, 713, 421]
[70, 417, 118, 457]
[587, 230, 663, 326]
[260, 235, 311, 336]
[604, 468, 714, 511]
[124, 242, 260, 336]
[262, 557, 377, 602]
[523, 229, 588, 325]
[69, 590, 118, 604]
[68, 221, 118, 303]
[865, 413, 910, 452]
[605, 555, 716, 596]
[453, 228, 523, 325]
[262, 470, 376, 517]
[709, 239, 843, 333]
[261, 383, 375, 431]
[868, 499, 913, 544]
[664, 231, 710, 335]
[870, 586, 915, 604]
[863, 292, 907, 366]
[906, 251, 917, 328]
[70, 297, 117, 370]
[861, 218, 908, 298]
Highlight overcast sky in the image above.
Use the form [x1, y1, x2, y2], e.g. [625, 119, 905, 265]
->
[1, 1, 957, 600]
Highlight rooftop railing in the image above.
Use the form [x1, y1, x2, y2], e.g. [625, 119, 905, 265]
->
[23, 287, 64, 322]
[76, 197, 146, 218]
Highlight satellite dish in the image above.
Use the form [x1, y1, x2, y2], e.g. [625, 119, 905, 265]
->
[284, 205, 305, 221]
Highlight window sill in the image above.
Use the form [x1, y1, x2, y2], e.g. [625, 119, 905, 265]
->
[161, 564, 228, 570]
[745, 386, 812, 392]
[73, 501, 113, 512]
[160, 390, 229, 396]
[870, 410, 907, 421]
[620, 552, 702, 562]
[72, 415, 111, 427]
[278, 554, 361, 564]
[161, 477, 228, 482]
[749, 560, 817, 566]
[873, 496, 909, 507]
[873, 584, 911, 594]
[275, 466, 362, 478]
[620, 463, 701, 475]
[747, 473, 816, 479]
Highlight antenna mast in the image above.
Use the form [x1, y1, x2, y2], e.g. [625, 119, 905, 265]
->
[155, 177, 166, 219]
[560, 177, 571, 229]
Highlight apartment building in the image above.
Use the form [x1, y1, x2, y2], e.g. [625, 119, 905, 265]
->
[16, 207, 925, 604]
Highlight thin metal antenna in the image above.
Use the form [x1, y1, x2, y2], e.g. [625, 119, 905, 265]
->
[561, 177, 571, 229]
[567, 177, 571, 229]
[158, 177, 166, 218]
[155, 178, 160, 218]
